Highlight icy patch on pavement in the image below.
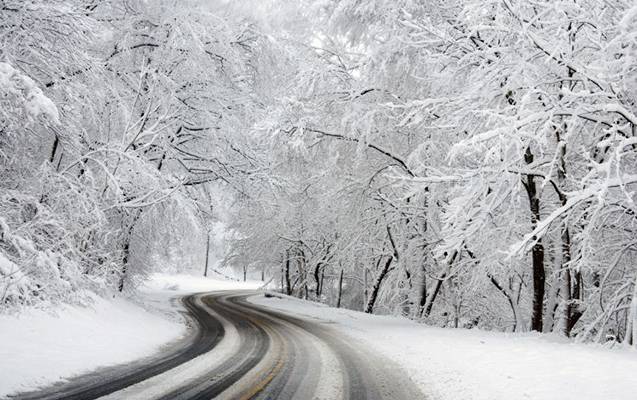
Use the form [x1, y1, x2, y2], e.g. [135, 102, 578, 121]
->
[250, 293, 637, 400]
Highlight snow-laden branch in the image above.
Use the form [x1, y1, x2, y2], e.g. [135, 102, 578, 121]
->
[509, 175, 637, 257]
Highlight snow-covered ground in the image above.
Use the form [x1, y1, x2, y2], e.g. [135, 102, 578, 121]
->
[0, 273, 261, 398]
[3, 273, 634, 400]
[143, 272, 262, 295]
[251, 293, 637, 400]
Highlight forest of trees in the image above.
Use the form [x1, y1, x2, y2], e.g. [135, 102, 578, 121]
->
[1, 0, 636, 345]
[0, 0, 262, 301]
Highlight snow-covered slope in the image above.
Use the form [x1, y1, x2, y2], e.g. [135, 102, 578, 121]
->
[4, 273, 633, 400]
[0, 294, 183, 397]
[250, 293, 637, 400]
[0, 273, 261, 398]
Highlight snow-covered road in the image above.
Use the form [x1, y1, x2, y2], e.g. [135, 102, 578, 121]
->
[9, 291, 423, 400]
[4, 274, 637, 400]
[251, 294, 637, 400]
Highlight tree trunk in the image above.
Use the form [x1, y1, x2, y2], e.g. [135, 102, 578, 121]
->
[489, 274, 522, 332]
[117, 211, 141, 292]
[553, 131, 583, 337]
[523, 146, 546, 332]
[363, 266, 368, 306]
[118, 237, 130, 292]
[295, 248, 306, 298]
[364, 226, 399, 313]
[419, 267, 427, 317]
[203, 233, 210, 277]
[314, 245, 332, 298]
[562, 229, 583, 336]
[314, 262, 322, 298]
[364, 256, 393, 313]
[49, 134, 59, 164]
[569, 269, 583, 333]
[627, 275, 637, 347]
[423, 276, 443, 318]
[402, 268, 412, 316]
[336, 269, 344, 308]
[423, 250, 458, 318]
[284, 250, 292, 296]
[280, 266, 285, 294]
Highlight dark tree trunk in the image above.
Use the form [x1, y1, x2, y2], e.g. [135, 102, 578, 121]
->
[363, 267, 369, 305]
[295, 248, 306, 298]
[554, 128, 583, 337]
[118, 237, 130, 292]
[284, 250, 292, 296]
[423, 250, 458, 318]
[523, 146, 546, 332]
[419, 266, 427, 316]
[49, 134, 59, 163]
[423, 276, 443, 317]
[314, 244, 332, 298]
[314, 262, 322, 298]
[563, 238, 583, 336]
[365, 227, 399, 314]
[280, 267, 285, 294]
[117, 209, 143, 292]
[364, 256, 393, 313]
[402, 268, 413, 316]
[489, 274, 519, 332]
[203, 233, 210, 277]
[530, 242, 546, 332]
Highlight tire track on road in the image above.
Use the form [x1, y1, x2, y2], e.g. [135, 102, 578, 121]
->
[10, 291, 425, 400]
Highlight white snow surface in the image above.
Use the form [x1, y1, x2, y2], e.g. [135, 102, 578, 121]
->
[250, 293, 637, 400]
[0, 62, 60, 123]
[0, 273, 261, 398]
[143, 272, 263, 294]
[3, 273, 633, 400]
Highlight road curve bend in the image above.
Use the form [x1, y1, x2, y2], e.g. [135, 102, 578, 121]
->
[9, 291, 425, 400]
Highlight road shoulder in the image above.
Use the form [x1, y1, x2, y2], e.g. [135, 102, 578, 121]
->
[249, 292, 637, 400]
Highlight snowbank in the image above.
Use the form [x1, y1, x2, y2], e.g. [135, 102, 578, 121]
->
[0, 293, 184, 397]
[0, 273, 261, 398]
[250, 294, 637, 400]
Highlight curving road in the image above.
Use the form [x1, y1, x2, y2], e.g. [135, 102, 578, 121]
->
[10, 291, 424, 400]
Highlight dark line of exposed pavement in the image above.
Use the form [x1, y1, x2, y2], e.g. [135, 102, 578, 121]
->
[155, 295, 271, 400]
[8, 291, 425, 400]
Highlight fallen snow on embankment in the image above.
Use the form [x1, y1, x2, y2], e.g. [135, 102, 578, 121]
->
[250, 293, 637, 400]
[0, 273, 260, 398]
